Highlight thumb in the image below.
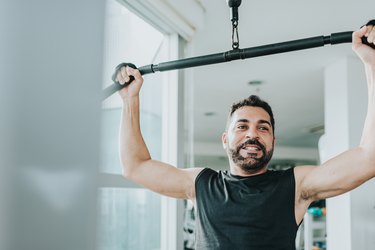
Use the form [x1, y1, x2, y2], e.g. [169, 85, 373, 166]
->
[353, 26, 368, 48]
[126, 66, 142, 82]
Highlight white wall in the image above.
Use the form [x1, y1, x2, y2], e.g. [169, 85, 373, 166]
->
[322, 56, 375, 250]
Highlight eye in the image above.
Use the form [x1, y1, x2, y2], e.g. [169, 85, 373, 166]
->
[237, 125, 248, 130]
[259, 126, 269, 131]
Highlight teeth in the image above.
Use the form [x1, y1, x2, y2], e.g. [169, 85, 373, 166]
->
[245, 146, 259, 151]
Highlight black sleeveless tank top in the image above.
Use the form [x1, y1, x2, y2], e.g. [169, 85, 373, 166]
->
[194, 168, 298, 250]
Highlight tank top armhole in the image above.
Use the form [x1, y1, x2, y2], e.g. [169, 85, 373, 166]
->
[288, 167, 299, 228]
[194, 168, 215, 202]
[194, 168, 211, 187]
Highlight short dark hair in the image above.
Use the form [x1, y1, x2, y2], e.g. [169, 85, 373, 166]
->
[227, 95, 275, 135]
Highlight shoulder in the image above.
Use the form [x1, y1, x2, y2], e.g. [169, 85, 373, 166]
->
[267, 167, 295, 180]
[181, 167, 207, 183]
[194, 168, 219, 183]
[293, 165, 317, 184]
[267, 168, 297, 188]
[293, 165, 318, 202]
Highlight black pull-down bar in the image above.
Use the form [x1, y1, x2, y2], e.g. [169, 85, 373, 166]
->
[102, 31, 356, 100]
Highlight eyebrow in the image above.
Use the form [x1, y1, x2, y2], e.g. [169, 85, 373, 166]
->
[235, 119, 271, 127]
[258, 119, 272, 127]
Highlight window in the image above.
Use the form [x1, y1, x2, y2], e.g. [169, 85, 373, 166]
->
[97, 188, 161, 250]
[97, 1, 174, 249]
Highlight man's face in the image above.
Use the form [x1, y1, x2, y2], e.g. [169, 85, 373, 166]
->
[222, 106, 275, 173]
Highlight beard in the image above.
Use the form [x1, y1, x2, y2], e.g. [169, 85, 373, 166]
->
[228, 138, 274, 172]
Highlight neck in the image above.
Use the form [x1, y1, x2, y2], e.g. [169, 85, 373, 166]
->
[229, 164, 268, 177]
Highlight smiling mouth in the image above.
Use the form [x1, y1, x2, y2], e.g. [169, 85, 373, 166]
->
[242, 145, 261, 151]
[237, 139, 265, 156]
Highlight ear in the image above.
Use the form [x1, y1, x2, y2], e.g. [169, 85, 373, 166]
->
[222, 132, 228, 150]
[273, 136, 276, 147]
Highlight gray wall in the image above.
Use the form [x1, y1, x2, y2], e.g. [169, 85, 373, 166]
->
[1, 1, 105, 249]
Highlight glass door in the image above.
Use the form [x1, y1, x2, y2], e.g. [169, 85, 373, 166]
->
[97, 1, 174, 249]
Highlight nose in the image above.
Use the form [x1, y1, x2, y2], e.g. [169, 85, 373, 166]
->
[245, 126, 260, 140]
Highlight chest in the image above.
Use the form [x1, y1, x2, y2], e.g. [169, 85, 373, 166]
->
[197, 177, 291, 225]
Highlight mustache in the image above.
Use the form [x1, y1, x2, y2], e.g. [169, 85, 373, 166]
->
[237, 139, 265, 152]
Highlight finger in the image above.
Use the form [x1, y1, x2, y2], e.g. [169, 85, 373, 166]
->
[365, 25, 373, 37]
[367, 26, 375, 43]
[116, 67, 129, 85]
[120, 67, 130, 82]
[126, 66, 142, 81]
[353, 26, 368, 47]
[116, 70, 125, 85]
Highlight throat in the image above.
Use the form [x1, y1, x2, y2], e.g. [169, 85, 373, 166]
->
[230, 166, 268, 177]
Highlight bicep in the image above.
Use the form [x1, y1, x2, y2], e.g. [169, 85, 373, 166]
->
[125, 159, 204, 200]
[298, 147, 375, 201]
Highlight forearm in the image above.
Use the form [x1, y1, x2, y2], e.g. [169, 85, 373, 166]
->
[360, 65, 375, 151]
[118, 96, 201, 199]
[120, 96, 151, 177]
[357, 64, 375, 181]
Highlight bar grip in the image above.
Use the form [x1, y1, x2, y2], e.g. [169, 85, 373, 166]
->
[361, 37, 375, 49]
[361, 19, 375, 49]
[102, 63, 137, 100]
[330, 31, 375, 49]
[329, 32, 352, 44]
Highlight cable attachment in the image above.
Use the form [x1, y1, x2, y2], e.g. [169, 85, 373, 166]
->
[232, 20, 240, 49]
[227, 0, 242, 49]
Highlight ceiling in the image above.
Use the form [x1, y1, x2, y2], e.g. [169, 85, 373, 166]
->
[190, 0, 374, 149]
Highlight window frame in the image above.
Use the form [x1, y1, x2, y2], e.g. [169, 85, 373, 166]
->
[98, 2, 187, 249]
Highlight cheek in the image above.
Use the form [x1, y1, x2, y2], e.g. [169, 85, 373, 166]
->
[229, 136, 243, 149]
[264, 138, 274, 150]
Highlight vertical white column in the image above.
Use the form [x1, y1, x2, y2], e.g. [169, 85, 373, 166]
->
[322, 58, 353, 250]
[322, 56, 375, 250]
[161, 34, 185, 250]
[1, 1, 104, 250]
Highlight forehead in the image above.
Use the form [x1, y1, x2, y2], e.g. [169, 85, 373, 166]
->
[230, 106, 271, 124]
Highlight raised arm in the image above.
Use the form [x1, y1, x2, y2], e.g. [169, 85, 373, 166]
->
[296, 24, 375, 207]
[117, 66, 203, 200]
